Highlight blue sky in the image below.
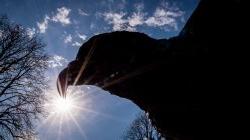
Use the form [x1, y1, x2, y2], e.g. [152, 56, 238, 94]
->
[0, 0, 199, 139]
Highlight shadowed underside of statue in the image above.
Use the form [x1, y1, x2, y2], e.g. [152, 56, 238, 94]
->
[57, 0, 241, 140]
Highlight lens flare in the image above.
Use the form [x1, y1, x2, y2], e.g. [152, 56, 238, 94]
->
[52, 97, 74, 114]
[38, 86, 126, 140]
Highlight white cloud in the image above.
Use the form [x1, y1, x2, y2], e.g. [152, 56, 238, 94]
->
[52, 7, 71, 25]
[103, 12, 127, 31]
[102, 12, 136, 31]
[36, 7, 74, 35]
[37, 15, 50, 33]
[64, 34, 72, 43]
[78, 9, 89, 16]
[101, 2, 184, 31]
[70, 33, 87, 47]
[127, 3, 146, 27]
[78, 33, 87, 41]
[145, 7, 184, 29]
[37, 7, 71, 33]
[48, 55, 68, 68]
[72, 41, 81, 47]
[128, 12, 145, 27]
[26, 27, 36, 38]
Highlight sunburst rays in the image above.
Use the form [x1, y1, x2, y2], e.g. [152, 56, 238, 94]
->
[37, 87, 89, 139]
[37, 85, 127, 139]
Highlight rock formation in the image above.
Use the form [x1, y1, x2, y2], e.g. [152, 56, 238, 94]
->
[57, 0, 241, 139]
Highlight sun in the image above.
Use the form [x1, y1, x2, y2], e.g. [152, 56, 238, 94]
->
[39, 86, 121, 139]
[52, 97, 74, 114]
[43, 90, 81, 116]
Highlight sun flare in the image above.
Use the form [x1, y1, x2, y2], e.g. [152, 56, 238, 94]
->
[39, 86, 120, 139]
[43, 87, 90, 118]
[52, 97, 74, 114]
[43, 90, 81, 117]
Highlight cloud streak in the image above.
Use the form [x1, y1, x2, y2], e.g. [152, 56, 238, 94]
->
[64, 34, 72, 43]
[145, 7, 184, 30]
[103, 12, 129, 31]
[48, 55, 68, 68]
[37, 7, 71, 33]
[72, 41, 81, 47]
[128, 12, 145, 27]
[37, 15, 50, 33]
[101, 2, 184, 31]
[52, 7, 71, 25]
[78, 33, 87, 41]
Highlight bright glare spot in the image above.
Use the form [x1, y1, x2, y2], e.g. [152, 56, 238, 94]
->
[52, 97, 74, 114]
[43, 87, 90, 119]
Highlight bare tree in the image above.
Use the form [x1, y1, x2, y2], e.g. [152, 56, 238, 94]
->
[122, 112, 164, 140]
[0, 16, 49, 140]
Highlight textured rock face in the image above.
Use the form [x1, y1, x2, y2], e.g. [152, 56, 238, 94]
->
[57, 0, 241, 140]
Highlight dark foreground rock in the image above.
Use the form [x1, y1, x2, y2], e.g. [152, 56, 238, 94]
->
[57, 0, 241, 139]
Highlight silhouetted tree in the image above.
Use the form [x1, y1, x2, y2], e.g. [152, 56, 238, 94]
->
[122, 112, 164, 140]
[0, 16, 49, 140]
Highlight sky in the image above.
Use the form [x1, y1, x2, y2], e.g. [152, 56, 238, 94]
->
[0, 0, 199, 139]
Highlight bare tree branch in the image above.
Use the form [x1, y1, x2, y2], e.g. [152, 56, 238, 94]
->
[122, 112, 164, 140]
[0, 16, 48, 140]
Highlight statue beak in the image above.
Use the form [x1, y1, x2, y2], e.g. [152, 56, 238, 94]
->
[57, 68, 69, 98]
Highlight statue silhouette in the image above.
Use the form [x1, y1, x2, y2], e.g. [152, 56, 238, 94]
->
[57, 0, 241, 139]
